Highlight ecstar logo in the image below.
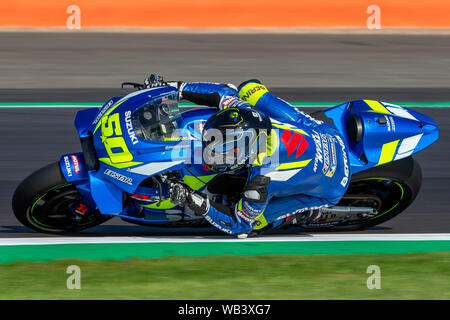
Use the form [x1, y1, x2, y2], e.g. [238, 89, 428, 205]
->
[104, 169, 133, 185]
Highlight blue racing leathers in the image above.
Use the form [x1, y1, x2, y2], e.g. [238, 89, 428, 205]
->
[180, 80, 351, 236]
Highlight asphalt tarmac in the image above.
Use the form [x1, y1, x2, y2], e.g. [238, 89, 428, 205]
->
[0, 102, 448, 237]
[0, 32, 449, 89]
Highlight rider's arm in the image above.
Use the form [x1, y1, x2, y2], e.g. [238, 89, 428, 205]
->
[180, 82, 252, 109]
[168, 173, 271, 237]
[181, 79, 323, 125]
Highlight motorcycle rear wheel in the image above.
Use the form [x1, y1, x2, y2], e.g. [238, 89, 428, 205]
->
[313, 156, 422, 231]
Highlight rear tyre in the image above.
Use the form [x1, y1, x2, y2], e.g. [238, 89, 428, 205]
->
[328, 156, 422, 230]
[298, 156, 422, 231]
[12, 162, 112, 233]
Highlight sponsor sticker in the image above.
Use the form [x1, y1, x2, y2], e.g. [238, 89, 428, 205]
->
[64, 156, 72, 177]
[240, 85, 268, 103]
[104, 169, 133, 185]
[124, 110, 139, 145]
[323, 134, 337, 178]
[236, 209, 254, 223]
[312, 130, 323, 173]
[222, 96, 236, 107]
[305, 219, 344, 227]
[221, 96, 249, 109]
[243, 201, 262, 217]
[276, 204, 329, 221]
[93, 99, 114, 126]
[321, 133, 330, 175]
[335, 135, 349, 187]
[75, 203, 89, 215]
[71, 155, 81, 174]
[204, 214, 233, 234]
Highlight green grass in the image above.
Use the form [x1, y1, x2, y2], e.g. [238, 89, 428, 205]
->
[0, 252, 449, 300]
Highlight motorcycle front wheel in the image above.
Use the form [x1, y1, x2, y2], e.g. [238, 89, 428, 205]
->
[12, 162, 112, 234]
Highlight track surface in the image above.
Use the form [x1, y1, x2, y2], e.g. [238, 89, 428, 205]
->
[0, 104, 448, 237]
[0, 33, 449, 237]
[0, 33, 450, 89]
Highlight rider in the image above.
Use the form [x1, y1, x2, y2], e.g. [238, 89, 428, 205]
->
[151, 76, 351, 237]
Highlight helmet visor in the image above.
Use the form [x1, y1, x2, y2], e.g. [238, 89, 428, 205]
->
[202, 128, 258, 171]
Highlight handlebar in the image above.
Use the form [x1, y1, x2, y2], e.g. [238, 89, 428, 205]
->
[121, 82, 145, 90]
[121, 74, 178, 91]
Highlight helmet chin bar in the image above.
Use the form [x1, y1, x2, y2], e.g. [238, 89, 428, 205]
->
[203, 149, 253, 172]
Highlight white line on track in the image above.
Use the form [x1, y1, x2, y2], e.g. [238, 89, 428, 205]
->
[1, 104, 450, 109]
[1, 234, 450, 246]
[0, 105, 213, 109]
[0, 105, 97, 109]
[0, 105, 321, 109]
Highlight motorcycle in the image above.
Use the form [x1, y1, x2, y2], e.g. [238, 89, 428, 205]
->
[12, 80, 439, 234]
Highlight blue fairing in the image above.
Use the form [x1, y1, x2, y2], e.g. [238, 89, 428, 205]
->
[70, 89, 438, 222]
[72, 86, 214, 214]
[59, 152, 97, 209]
[60, 152, 88, 182]
[323, 100, 438, 174]
[74, 97, 122, 137]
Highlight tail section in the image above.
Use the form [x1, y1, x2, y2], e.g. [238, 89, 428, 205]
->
[322, 100, 439, 174]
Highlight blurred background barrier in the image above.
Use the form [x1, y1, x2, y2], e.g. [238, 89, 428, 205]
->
[1, 0, 450, 29]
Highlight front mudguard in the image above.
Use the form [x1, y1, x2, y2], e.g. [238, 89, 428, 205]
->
[59, 153, 123, 215]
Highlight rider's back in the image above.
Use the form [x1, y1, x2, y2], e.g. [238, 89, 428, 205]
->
[261, 119, 350, 201]
[238, 80, 351, 202]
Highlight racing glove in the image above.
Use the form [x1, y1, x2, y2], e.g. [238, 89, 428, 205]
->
[219, 96, 252, 110]
[144, 74, 184, 98]
[167, 180, 210, 216]
[167, 180, 252, 238]
[144, 74, 165, 88]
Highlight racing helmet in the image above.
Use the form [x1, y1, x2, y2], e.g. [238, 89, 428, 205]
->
[202, 107, 272, 172]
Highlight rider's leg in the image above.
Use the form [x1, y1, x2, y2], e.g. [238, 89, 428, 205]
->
[252, 193, 338, 232]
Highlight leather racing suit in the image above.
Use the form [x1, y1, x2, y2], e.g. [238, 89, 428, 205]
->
[176, 80, 351, 236]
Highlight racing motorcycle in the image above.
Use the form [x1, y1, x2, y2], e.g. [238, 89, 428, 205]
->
[12, 80, 439, 234]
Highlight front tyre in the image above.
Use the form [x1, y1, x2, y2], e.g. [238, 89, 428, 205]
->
[12, 162, 112, 233]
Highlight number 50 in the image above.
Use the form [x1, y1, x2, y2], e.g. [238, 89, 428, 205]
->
[101, 113, 133, 163]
